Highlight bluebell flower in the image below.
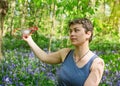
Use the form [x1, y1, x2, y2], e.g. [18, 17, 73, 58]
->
[19, 82, 24, 86]
[104, 69, 109, 75]
[12, 63, 16, 68]
[28, 51, 35, 58]
[34, 68, 40, 73]
[116, 71, 120, 78]
[2, 76, 13, 84]
[102, 75, 107, 81]
[26, 66, 34, 75]
[106, 81, 112, 86]
[0, 85, 3, 86]
[47, 72, 55, 81]
[117, 80, 120, 86]
[41, 67, 46, 72]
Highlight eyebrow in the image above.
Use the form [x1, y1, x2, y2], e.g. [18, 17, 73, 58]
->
[73, 27, 80, 29]
[70, 27, 80, 30]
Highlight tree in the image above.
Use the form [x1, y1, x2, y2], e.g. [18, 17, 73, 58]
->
[0, 0, 8, 59]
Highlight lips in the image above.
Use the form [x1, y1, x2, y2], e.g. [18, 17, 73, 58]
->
[70, 38, 77, 41]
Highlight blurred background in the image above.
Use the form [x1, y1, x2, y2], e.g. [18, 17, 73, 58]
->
[0, 0, 120, 85]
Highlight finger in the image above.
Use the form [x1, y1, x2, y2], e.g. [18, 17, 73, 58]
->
[22, 34, 28, 39]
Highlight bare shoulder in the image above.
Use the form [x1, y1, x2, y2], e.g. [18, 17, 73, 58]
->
[94, 57, 104, 64]
[58, 48, 71, 62]
[91, 56, 105, 70]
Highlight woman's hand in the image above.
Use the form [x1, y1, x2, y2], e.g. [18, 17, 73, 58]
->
[22, 34, 33, 43]
[22, 27, 38, 42]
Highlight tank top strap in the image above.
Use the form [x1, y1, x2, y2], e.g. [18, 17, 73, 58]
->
[63, 49, 73, 62]
[83, 54, 98, 70]
[89, 54, 98, 65]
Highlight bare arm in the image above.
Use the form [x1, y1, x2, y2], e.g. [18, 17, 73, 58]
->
[23, 36, 70, 64]
[84, 58, 104, 86]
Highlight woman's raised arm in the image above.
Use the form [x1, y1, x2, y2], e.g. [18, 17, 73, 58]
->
[23, 35, 70, 64]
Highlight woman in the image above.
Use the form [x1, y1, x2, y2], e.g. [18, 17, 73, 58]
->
[22, 18, 104, 86]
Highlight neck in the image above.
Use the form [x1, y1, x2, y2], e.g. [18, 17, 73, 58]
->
[74, 42, 89, 59]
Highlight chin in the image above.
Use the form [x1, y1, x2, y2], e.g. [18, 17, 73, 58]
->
[71, 42, 83, 46]
[71, 43, 78, 46]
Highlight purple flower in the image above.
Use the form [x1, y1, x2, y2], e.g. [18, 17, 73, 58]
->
[102, 75, 107, 81]
[2, 76, 13, 84]
[26, 66, 34, 75]
[106, 81, 112, 86]
[47, 72, 55, 81]
[41, 67, 46, 71]
[115, 71, 120, 79]
[34, 68, 40, 73]
[117, 80, 120, 86]
[104, 69, 109, 75]
[19, 82, 24, 86]
[0, 85, 3, 86]
[28, 51, 35, 58]
[12, 63, 16, 68]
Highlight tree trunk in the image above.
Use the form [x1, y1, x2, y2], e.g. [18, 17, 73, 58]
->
[0, 12, 5, 60]
[48, 2, 56, 52]
[0, 0, 8, 60]
[0, 15, 3, 60]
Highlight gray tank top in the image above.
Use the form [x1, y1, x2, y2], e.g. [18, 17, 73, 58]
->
[57, 50, 97, 86]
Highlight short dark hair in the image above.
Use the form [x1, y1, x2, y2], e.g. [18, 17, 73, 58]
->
[68, 18, 94, 42]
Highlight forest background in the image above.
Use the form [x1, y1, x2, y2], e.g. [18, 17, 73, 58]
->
[0, 0, 120, 86]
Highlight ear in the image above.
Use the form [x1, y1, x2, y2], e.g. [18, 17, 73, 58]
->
[86, 31, 92, 39]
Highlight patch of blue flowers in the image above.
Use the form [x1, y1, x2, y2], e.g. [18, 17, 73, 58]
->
[0, 48, 120, 86]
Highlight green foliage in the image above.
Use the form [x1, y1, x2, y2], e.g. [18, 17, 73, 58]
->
[3, 36, 29, 50]
[3, 0, 120, 52]
[1, 0, 120, 85]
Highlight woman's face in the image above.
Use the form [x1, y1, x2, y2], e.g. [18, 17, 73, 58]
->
[69, 24, 91, 46]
